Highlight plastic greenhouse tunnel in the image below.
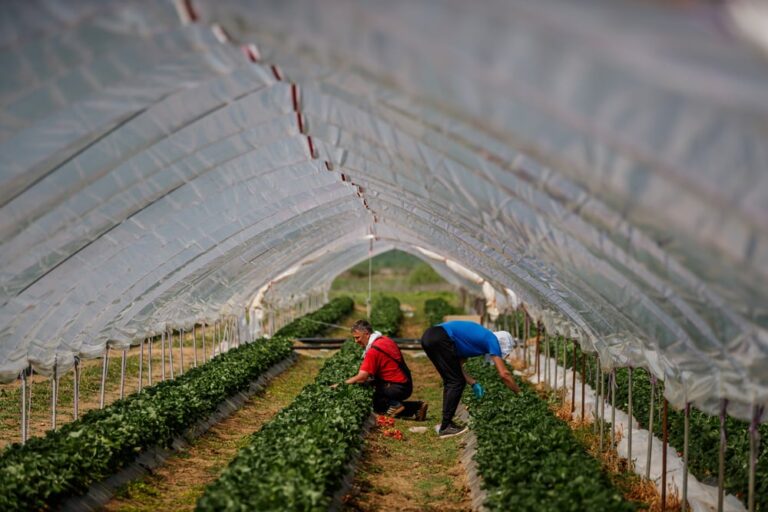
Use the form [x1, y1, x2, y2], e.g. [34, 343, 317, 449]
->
[0, 1, 766, 511]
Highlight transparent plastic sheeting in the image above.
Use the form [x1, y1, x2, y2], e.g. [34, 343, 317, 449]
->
[0, 1, 766, 422]
[261, 241, 488, 310]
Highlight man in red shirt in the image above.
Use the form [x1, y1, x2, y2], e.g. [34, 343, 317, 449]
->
[343, 320, 428, 420]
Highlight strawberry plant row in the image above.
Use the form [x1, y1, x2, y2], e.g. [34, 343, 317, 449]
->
[547, 336, 767, 510]
[274, 296, 354, 338]
[196, 341, 373, 511]
[424, 297, 459, 327]
[370, 295, 402, 337]
[0, 336, 293, 511]
[463, 358, 635, 511]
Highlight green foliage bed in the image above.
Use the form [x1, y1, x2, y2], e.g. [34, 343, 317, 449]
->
[274, 296, 354, 338]
[547, 336, 767, 511]
[196, 341, 373, 511]
[0, 337, 293, 511]
[370, 295, 403, 337]
[463, 358, 635, 511]
[423, 297, 459, 326]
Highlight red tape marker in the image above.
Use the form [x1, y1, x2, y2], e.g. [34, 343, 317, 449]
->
[307, 136, 316, 158]
[183, 0, 198, 22]
[291, 83, 300, 111]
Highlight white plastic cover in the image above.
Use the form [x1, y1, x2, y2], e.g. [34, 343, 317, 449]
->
[0, 0, 766, 421]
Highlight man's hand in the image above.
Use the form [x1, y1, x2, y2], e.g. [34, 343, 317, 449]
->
[491, 355, 521, 394]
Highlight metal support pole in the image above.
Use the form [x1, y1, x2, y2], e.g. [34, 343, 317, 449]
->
[748, 405, 762, 512]
[646, 375, 656, 480]
[535, 325, 541, 379]
[138, 339, 144, 392]
[525, 314, 530, 345]
[179, 328, 184, 375]
[594, 360, 600, 432]
[20, 371, 26, 444]
[628, 367, 634, 469]
[168, 327, 175, 379]
[545, 333, 551, 387]
[26, 368, 33, 441]
[119, 349, 127, 399]
[193, 325, 198, 368]
[553, 336, 558, 391]
[683, 403, 690, 512]
[718, 399, 727, 512]
[100, 347, 109, 409]
[571, 344, 577, 414]
[148, 336, 153, 386]
[161, 330, 166, 381]
[562, 339, 568, 399]
[514, 310, 519, 339]
[611, 370, 616, 449]
[514, 311, 520, 359]
[580, 353, 586, 421]
[662, 398, 669, 511]
[51, 358, 58, 430]
[202, 322, 208, 362]
[73, 358, 80, 420]
[599, 367, 605, 451]
[214, 320, 219, 356]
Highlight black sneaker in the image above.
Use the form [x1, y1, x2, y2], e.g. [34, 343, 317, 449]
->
[438, 422, 468, 438]
[415, 401, 429, 422]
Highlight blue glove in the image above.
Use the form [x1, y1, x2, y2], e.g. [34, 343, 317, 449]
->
[472, 382, 485, 399]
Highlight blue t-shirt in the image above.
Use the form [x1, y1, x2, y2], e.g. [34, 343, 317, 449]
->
[439, 321, 501, 359]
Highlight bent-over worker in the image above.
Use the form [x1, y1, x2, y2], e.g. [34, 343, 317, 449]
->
[420, 320, 519, 438]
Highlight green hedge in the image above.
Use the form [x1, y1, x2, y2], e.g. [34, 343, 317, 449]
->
[370, 295, 402, 337]
[0, 337, 293, 511]
[424, 297, 459, 326]
[274, 296, 354, 339]
[547, 336, 767, 511]
[464, 358, 635, 511]
[196, 341, 372, 511]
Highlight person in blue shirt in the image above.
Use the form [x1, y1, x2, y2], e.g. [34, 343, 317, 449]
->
[420, 320, 520, 437]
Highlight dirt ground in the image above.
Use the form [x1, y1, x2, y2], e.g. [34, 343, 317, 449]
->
[342, 353, 472, 512]
[103, 355, 326, 512]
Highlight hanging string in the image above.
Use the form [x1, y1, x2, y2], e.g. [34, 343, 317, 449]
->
[367, 237, 373, 320]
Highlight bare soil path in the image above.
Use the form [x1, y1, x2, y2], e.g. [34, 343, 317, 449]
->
[342, 353, 472, 512]
[103, 354, 326, 512]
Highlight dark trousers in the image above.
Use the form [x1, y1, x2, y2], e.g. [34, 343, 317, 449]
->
[421, 325, 465, 430]
[373, 381, 422, 417]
